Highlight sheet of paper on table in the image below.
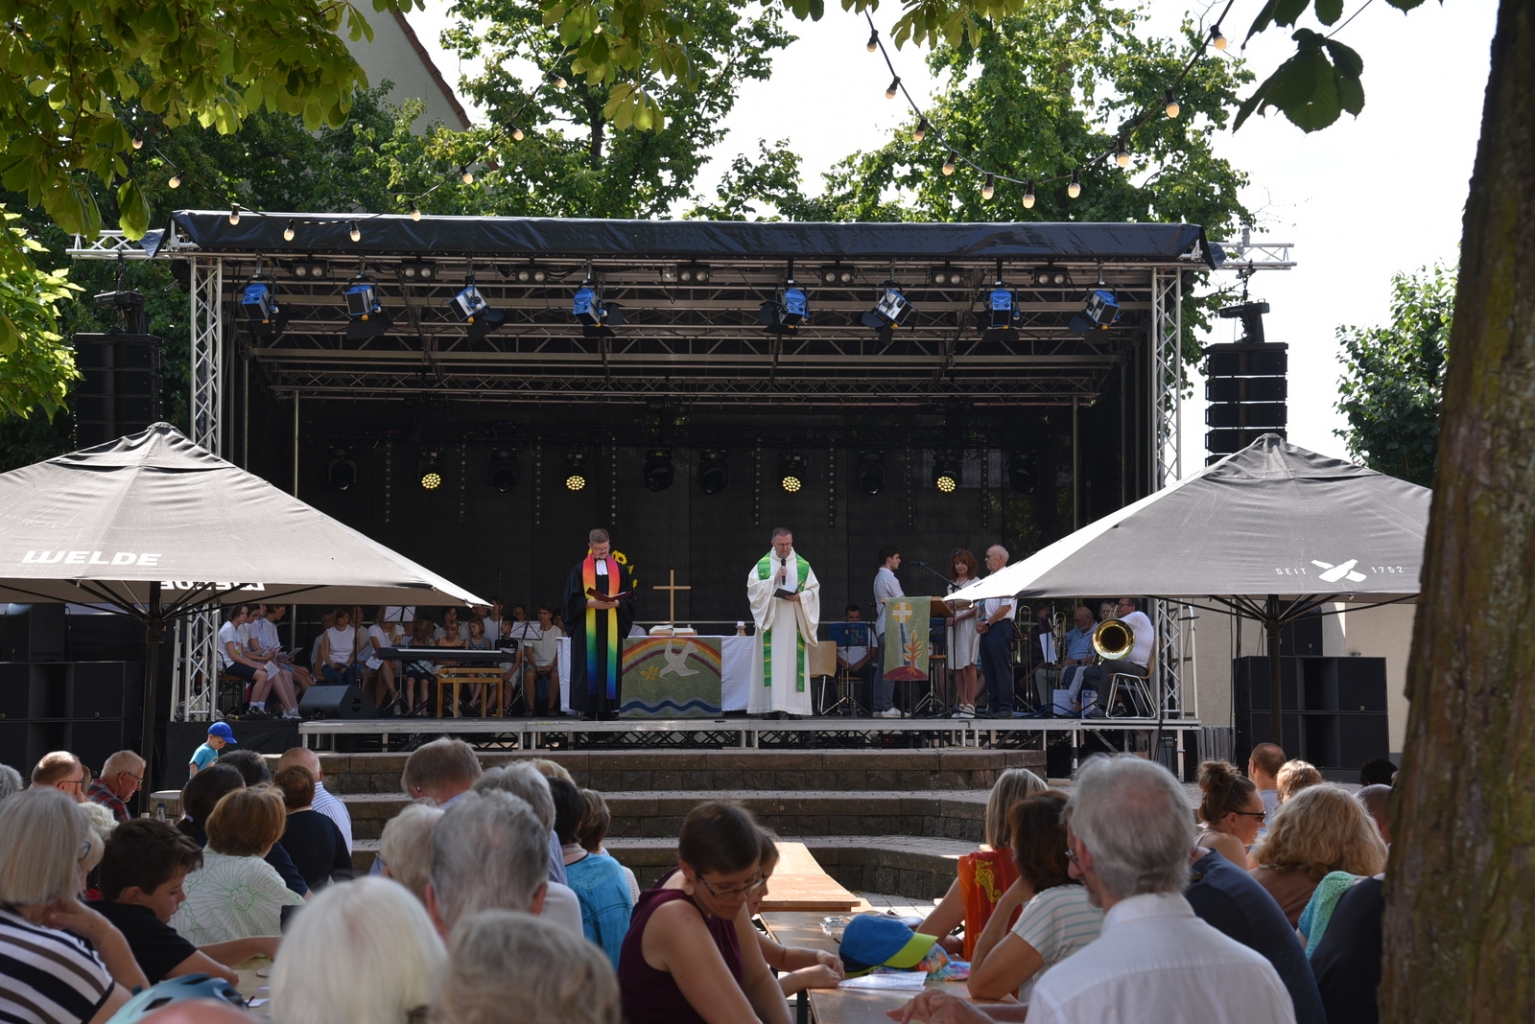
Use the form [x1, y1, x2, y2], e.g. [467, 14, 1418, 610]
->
[839, 973, 929, 991]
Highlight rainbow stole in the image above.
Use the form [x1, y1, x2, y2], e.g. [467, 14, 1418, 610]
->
[756, 552, 810, 692]
[583, 554, 622, 699]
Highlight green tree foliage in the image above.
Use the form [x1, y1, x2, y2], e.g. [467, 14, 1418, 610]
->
[1334, 263, 1453, 487]
[0, 208, 80, 419]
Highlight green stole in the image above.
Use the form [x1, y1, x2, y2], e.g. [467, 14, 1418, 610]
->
[757, 553, 810, 692]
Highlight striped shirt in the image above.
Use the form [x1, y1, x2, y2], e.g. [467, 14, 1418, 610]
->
[0, 908, 114, 1024]
[1010, 884, 1104, 1001]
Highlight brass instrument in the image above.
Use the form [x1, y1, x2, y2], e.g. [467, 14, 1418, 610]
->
[1092, 617, 1135, 661]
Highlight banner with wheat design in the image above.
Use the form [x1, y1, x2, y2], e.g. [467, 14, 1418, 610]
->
[881, 596, 931, 682]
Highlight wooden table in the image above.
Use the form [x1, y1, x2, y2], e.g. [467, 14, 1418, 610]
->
[762, 843, 861, 912]
[234, 956, 274, 1016]
[761, 912, 1008, 1024]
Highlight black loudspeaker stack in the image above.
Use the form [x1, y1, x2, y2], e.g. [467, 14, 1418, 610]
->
[1232, 655, 1389, 781]
[73, 332, 165, 448]
[297, 684, 376, 719]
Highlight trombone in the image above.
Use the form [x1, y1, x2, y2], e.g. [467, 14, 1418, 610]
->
[1092, 618, 1135, 662]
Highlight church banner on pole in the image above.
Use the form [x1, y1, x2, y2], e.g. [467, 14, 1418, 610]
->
[881, 596, 931, 681]
[619, 636, 724, 718]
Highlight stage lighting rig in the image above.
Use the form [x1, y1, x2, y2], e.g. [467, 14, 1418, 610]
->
[856, 451, 886, 495]
[820, 265, 855, 286]
[758, 279, 810, 334]
[506, 263, 549, 284]
[290, 260, 328, 280]
[677, 263, 711, 284]
[1032, 266, 1070, 287]
[860, 283, 914, 339]
[779, 452, 807, 493]
[564, 450, 589, 491]
[489, 449, 520, 492]
[571, 281, 623, 338]
[973, 279, 1021, 339]
[344, 269, 393, 340]
[419, 452, 444, 491]
[930, 267, 965, 286]
[326, 448, 357, 491]
[932, 454, 962, 494]
[399, 261, 438, 283]
[697, 450, 729, 494]
[447, 276, 506, 342]
[644, 449, 675, 492]
[1069, 288, 1122, 335]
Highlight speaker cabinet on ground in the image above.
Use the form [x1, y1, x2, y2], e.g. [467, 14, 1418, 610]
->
[0, 661, 137, 776]
[298, 684, 376, 719]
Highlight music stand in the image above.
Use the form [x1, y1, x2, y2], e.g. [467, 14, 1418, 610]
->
[823, 622, 872, 716]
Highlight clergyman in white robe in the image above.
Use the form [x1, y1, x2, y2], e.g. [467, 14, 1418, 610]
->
[747, 544, 821, 715]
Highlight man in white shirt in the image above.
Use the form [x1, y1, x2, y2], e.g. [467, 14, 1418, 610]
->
[976, 546, 1018, 717]
[521, 604, 565, 716]
[278, 747, 353, 854]
[870, 547, 904, 718]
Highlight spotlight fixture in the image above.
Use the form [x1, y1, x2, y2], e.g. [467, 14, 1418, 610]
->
[820, 265, 855, 286]
[510, 263, 549, 284]
[981, 174, 995, 201]
[409, 200, 421, 222]
[1032, 266, 1070, 287]
[229, 204, 241, 226]
[930, 266, 964, 286]
[283, 220, 295, 242]
[399, 261, 438, 282]
[290, 260, 328, 280]
[974, 281, 1020, 336]
[943, 151, 957, 176]
[643, 448, 675, 492]
[344, 271, 393, 339]
[419, 452, 444, 491]
[570, 281, 624, 337]
[1067, 169, 1082, 199]
[327, 448, 358, 491]
[1164, 89, 1180, 118]
[677, 263, 711, 284]
[778, 452, 807, 494]
[563, 450, 588, 492]
[349, 221, 362, 242]
[240, 275, 277, 323]
[1210, 24, 1227, 50]
[860, 283, 914, 337]
[856, 451, 886, 495]
[697, 450, 729, 494]
[1023, 181, 1036, 209]
[447, 276, 506, 340]
[1115, 138, 1130, 168]
[489, 449, 520, 492]
[758, 279, 810, 334]
[932, 454, 962, 494]
[1006, 450, 1037, 493]
[885, 76, 901, 100]
[1070, 288, 1123, 334]
[866, 28, 878, 52]
[913, 117, 929, 142]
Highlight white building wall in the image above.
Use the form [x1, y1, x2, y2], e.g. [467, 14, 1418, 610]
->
[342, 9, 471, 132]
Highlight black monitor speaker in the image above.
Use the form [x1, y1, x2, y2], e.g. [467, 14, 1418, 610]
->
[297, 684, 376, 719]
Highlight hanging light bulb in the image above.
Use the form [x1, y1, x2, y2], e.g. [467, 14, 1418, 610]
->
[1164, 89, 1180, 118]
[1115, 138, 1130, 168]
[942, 151, 957, 176]
[168, 173, 181, 189]
[1023, 181, 1036, 209]
[1211, 24, 1227, 50]
[885, 76, 901, 100]
[507, 122, 525, 141]
[866, 28, 879, 52]
[981, 174, 996, 201]
[283, 220, 295, 242]
[349, 220, 361, 243]
[913, 117, 929, 143]
[1067, 169, 1082, 199]
[459, 165, 474, 185]
[228, 204, 240, 226]
[131, 134, 144, 150]
[547, 70, 567, 89]
[409, 200, 421, 222]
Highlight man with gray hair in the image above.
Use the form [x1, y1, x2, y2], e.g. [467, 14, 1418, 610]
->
[425, 789, 550, 938]
[472, 765, 583, 936]
[976, 545, 1018, 718]
[87, 750, 144, 822]
[401, 738, 482, 805]
[1030, 754, 1295, 1023]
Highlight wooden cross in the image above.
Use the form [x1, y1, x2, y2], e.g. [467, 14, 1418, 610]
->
[653, 569, 692, 627]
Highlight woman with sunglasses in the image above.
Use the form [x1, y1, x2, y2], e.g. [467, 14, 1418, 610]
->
[618, 801, 791, 1024]
[1194, 760, 1267, 867]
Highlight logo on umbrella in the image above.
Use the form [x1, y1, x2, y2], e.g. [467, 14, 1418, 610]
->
[1311, 559, 1367, 583]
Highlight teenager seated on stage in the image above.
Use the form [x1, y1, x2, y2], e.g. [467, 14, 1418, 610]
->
[402, 617, 440, 716]
[617, 801, 791, 1024]
[92, 818, 280, 985]
[315, 606, 362, 688]
[915, 768, 1048, 958]
[749, 830, 845, 997]
[520, 604, 566, 715]
[835, 604, 873, 694]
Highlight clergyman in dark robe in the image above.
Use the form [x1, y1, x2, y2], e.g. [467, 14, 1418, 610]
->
[561, 527, 636, 719]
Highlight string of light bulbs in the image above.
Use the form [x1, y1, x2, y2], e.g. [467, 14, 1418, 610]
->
[862, 0, 1236, 204]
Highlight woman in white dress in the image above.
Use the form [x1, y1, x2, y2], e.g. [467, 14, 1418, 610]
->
[946, 548, 983, 719]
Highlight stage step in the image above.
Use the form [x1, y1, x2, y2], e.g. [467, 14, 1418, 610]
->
[341, 788, 988, 843]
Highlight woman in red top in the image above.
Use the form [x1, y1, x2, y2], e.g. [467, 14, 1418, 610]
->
[618, 802, 791, 1024]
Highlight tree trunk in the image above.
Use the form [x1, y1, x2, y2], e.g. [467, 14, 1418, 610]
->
[1382, 2, 1535, 1022]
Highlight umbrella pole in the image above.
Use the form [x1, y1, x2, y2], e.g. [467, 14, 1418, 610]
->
[139, 581, 163, 804]
[1266, 594, 1283, 745]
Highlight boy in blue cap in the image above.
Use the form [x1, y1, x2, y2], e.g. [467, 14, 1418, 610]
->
[188, 722, 236, 778]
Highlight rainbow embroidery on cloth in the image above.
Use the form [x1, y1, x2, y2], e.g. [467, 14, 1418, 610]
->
[582, 554, 622, 700]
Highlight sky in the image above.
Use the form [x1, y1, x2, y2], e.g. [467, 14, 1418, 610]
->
[407, 0, 1498, 468]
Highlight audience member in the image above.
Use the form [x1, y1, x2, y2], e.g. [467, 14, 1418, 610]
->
[272, 876, 445, 1024]
[1249, 784, 1389, 928]
[31, 750, 87, 802]
[617, 800, 791, 1024]
[0, 788, 143, 1022]
[87, 750, 145, 823]
[380, 803, 445, 903]
[917, 767, 1048, 957]
[967, 792, 1102, 1002]
[1309, 873, 1386, 1024]
[1358, 758, 1397, 788]
[747, 831, 844, 997]
[471, 765, 581, 929]
[1195, 760, 1266, 867]
[176, 765, 246, 848]
[1277, 759, 1324, 804]
[1186, 848, 1326, 1024]
[1356, 784, 1394, 845]
[426, 789, 550, 937]
[1019, 755, 1294, 1024]
[170, 787, 305, 944]
[529, 757, 576, 784]
[93, 819, 279, 985]
[188, 723, 235, 778]
[577, 788, 641, 903]
[272, 766, 354, 891]
[555, 777, 631, 968]
[1248, 742, 1287, 815]
[213, 750, 309, 897]
[402, 737, 483, 805]
[277, 747, 352, 853]
[438, 910, 621, 1024]
[0, 763, 22, 802]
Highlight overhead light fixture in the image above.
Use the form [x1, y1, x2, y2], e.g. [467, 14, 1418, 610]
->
[930, 266, 963, 286]
[564, 450, 588, 491]
[510, 263, 549, 284]
[856, 451, 886, 495]
[546, 70, 567, 88]
[885, 76, 901, 100]
[400, 261, 438, 282]
[240, 276, 277, 323]
[778, 452, 807, 494]
[1023, 181, 1036, 209]
[419, 452, 444, 491]
[913, 117, 929, 142]
[677, 263, 711, 284]
[1115, 138, 1130, 168]
[974, 281, 1020, 338]
[459, 165, 474, 185]
[697, 450, 729, 494]
[759, 278, 810, 334]
[943, 151, 957, 176]
[283, 220, 295, 242]
[168, 173, 181, 189]
[643, 448, 675, 492]
[932, 454, 962, 494]
[409, 200, 421, 222]
[447, 276, 506, 341]
[1032, 266, 1070, 287]
[570, 280, 623, 337]
[344, 271, 392, 339]
[981, 174, 995, 200]
[349, 220, 362, 242]
[229, 204, 241, 225]
[860, 283, 914, 337]
[1210, 24, 1227, 50]
[1070, 288, 1123, 334]
[489, 449, 520, 492]
[1006, 450, 1036, 493]
[1164, 90, 1180, 118]
[506, 122, 526, 141]
[327, 448, 358, 491]
[290, 260, 328, 280]
[866, 28, 878, 52]
[820, 266, 855, 286]
[1067, 168, 1082, 199]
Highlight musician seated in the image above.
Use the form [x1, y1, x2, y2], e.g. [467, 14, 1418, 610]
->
[837, 605, 873, 686]
[1054, 605, 1098, 697]
[1068, 597, 1155, 716]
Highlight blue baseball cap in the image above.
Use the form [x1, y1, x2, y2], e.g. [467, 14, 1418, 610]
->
[838, 915, 937, 976]
[207, 722, 237, 743]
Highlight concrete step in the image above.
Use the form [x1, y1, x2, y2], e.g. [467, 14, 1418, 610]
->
[341, 788, 988, 842]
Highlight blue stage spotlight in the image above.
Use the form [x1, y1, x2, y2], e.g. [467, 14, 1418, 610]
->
[758, 281, 810, 334]
[860, 284, 914, 337]
[1069, 288, 1122, 334]
[344, 272, 393, 339]
[571, 282, 623, 337]
[447, 279, 506, 341]
[241, 278, 276, 323]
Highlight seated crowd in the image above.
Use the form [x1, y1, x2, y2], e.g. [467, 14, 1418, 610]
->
[0, 738, 1395, 1024]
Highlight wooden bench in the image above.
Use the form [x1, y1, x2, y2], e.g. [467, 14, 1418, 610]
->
[434, 666, 504, 718]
